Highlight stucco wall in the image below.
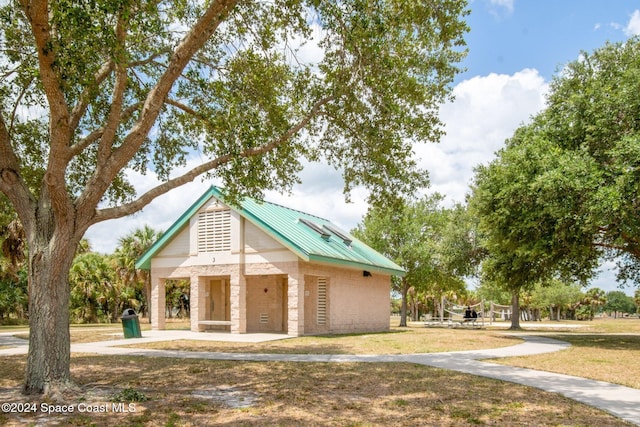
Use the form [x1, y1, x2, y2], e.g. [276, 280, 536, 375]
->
[150, 260, 391, 335]
[159, 226, 190, 256]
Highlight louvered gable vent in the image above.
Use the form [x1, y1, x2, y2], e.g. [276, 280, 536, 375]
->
[197, 209, 231, 252]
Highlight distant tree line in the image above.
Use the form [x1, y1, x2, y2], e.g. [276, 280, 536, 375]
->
[391, 284, 638, 322]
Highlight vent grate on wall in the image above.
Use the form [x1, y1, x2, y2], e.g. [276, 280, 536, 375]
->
[260, 313, 269, 324]
[317, 277, 327, 325]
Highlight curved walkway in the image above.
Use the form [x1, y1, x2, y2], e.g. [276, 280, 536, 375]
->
[1, 332, 639, 425]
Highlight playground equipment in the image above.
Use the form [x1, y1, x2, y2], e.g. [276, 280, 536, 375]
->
[424, 297, 513, 328]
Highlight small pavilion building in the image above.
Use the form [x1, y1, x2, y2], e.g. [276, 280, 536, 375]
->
[135, 187, 404, 335]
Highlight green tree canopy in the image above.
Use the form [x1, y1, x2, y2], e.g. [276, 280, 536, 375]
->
[470, 37, 640, 328]
[69, 252, 116, 324]
[353, 194, 468, 326]
[0, 0, 469, 394]
[604, 291, 637, 318]
[532, 37, 640, 284]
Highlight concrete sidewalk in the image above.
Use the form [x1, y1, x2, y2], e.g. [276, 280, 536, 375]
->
[0, 329, 290, 356]
[1, 332, 638, 425]
[403, 336, 640, 426]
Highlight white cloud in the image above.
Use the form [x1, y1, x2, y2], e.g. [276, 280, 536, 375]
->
[490, 0, 514, 13]
[591, 260, 635, 297]
[285, 22, 325, 68]
[487, 0, 514, 17]
[625, 10, 640, 36]
[416, 68, 548, 205]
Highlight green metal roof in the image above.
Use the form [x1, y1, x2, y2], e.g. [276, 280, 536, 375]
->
[135, 186, 405, 276]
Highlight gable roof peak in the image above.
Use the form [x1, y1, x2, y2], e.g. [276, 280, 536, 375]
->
[135, 185, 404, 276]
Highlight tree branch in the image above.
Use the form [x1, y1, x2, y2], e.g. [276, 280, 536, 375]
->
[165, 98, 204, 120]
[21, 0, 71, 155]
[8, 75, 35, 134]
[69, 103, 143, 157]
[68, 50, 172, 153]
[21, 0, 75, 224]
[69, 60, 115, 133]
[594, 240, 640, 259]
[96, 12, 129, 165]
[76, 0, 240, 221]
[0, 114, 36, 229]
[92, 94, 334, 223]
[109, 0, 240, 170]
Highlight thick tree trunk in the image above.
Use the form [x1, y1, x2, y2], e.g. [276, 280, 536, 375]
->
[509, 291, 521, 330]
[23, 216, 79, 395]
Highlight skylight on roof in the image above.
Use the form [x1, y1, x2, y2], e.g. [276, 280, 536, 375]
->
[323, 224, 352, 245]
[299, 218, 330, 239]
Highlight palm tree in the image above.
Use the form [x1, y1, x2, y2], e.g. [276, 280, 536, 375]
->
[584, 287, 607, 320]
[114, 225, 162, 321]
[69, 252, 136, 323]
[407, 286, 429, 321]
[76, 239, 92, 255]
[69, 253, 106, 323]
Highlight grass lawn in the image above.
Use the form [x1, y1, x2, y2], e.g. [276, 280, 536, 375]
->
[127, 327, 523, 355]
[492, 317, 640, 389]
[0, 355, 632, 426]
[0, 317, 637, 425]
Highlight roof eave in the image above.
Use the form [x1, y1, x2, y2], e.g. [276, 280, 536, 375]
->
[306, 254, 406, 277]
[135, 186, 406, 278]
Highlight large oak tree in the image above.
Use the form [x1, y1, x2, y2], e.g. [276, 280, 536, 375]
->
[0, 0, 469, 394]
[471, 37, 640, 328]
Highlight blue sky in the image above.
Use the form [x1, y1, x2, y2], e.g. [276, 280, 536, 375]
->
[86, 0, 640, 295]
[461, 0, 638, 81]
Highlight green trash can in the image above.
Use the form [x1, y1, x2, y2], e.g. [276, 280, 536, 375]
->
[121, 309, 142, 338]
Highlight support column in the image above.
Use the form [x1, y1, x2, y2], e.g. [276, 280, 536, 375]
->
[287, 265, 304, 336]
[230, 267, 246, 333]
[190, 275, 203, 332]
[151, 277, 166, 330]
